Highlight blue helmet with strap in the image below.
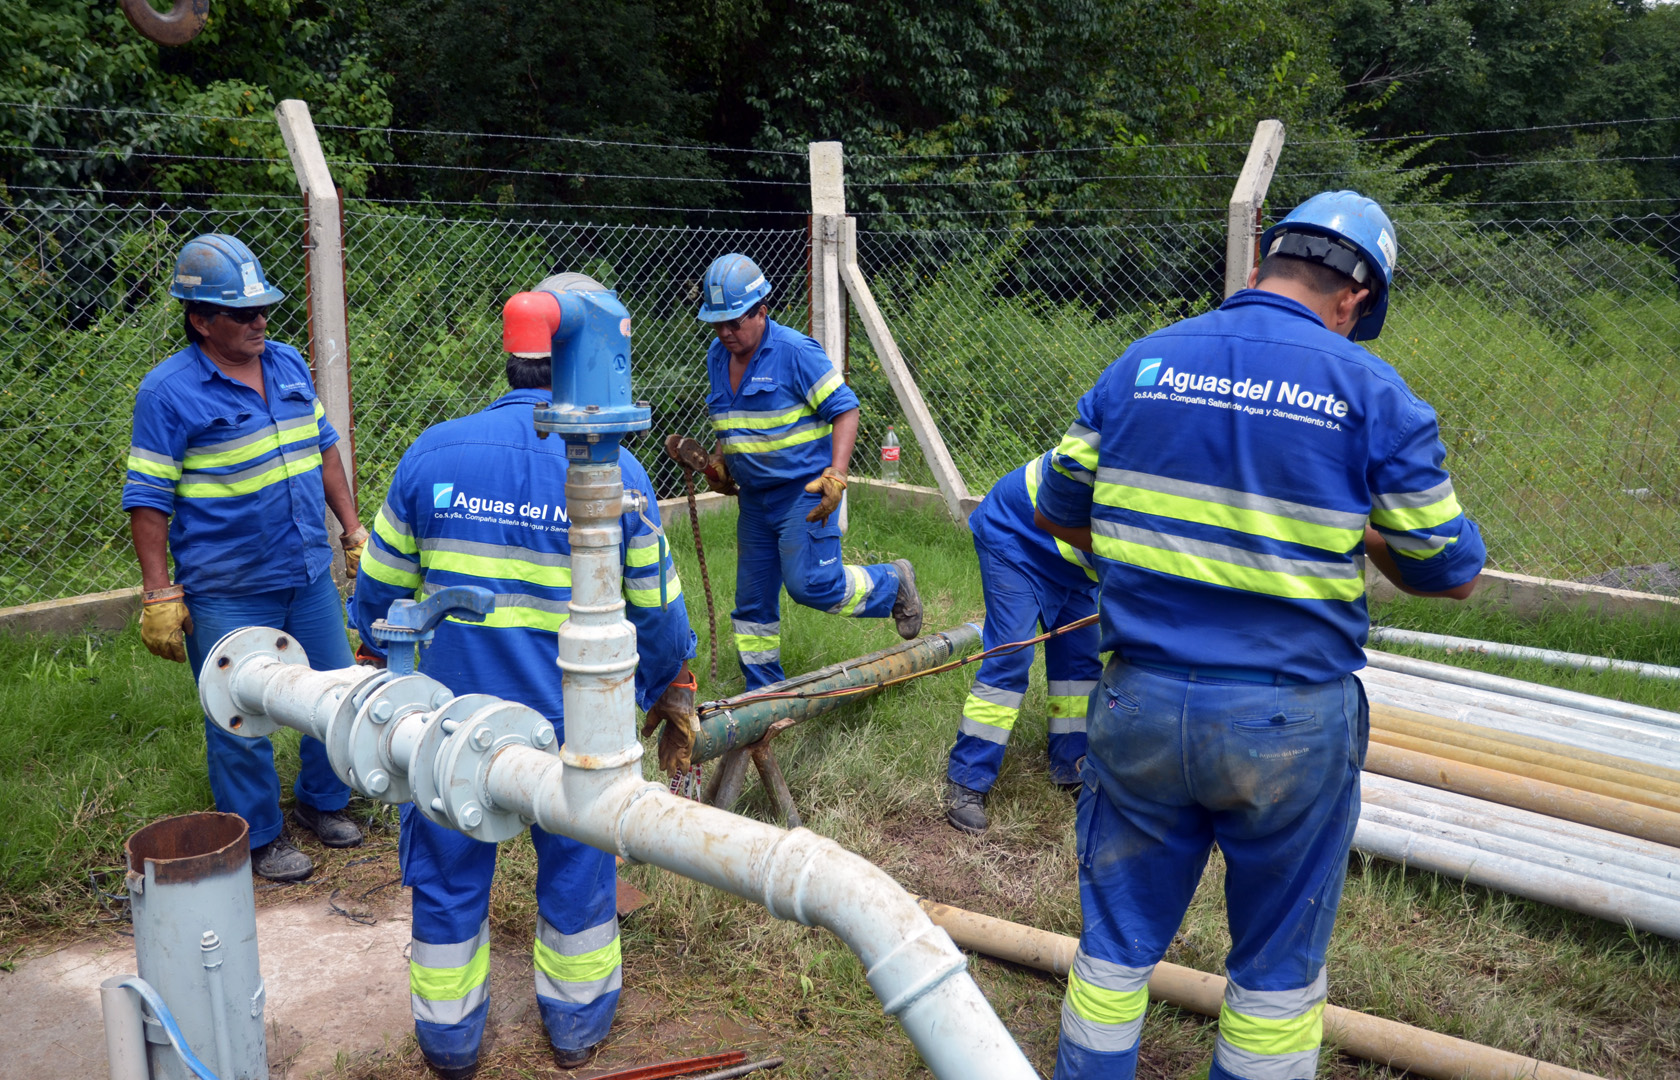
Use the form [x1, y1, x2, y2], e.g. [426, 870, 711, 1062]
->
[1260, 190, 1396, 341]
[696, 253, 771, 323]
[168, 233, 286, 308]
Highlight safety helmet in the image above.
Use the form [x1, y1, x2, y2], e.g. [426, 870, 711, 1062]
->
[1260, 191, 1396, 341]
[696, 253, 771, 323]
[167, 233, 285, 308]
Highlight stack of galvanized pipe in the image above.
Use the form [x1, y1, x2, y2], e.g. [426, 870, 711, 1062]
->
[1353, 649, 1680, 938]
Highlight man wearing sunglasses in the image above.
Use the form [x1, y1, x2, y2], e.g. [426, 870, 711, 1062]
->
[121, 232, 369, 882]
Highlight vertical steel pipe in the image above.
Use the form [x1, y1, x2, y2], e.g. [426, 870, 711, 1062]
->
[100, 976, 150, 1080]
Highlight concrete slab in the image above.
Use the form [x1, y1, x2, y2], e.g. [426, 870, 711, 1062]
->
[0, 894, 414, 1080]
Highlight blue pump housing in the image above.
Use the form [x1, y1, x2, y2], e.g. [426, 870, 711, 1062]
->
[530, 276, 651, 462]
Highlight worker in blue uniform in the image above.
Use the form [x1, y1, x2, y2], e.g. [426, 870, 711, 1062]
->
[1034, 192, 1486, 1080]
[945, 452, 1100, 834]
[123, 233, 369, 883]
[694, 253, 922, 690]
[352, 275, 697, 1080]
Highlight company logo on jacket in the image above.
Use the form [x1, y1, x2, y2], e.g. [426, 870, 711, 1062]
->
[1135, 358, 1163, 386]
[433, 483, 454, 508]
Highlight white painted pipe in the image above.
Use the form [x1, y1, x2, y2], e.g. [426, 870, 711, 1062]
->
[100, 976, 150, 1080]
[1365, 649, 1680, 733]
[1370, 627, 1680, 683]
[1352, 818, 1680, 938]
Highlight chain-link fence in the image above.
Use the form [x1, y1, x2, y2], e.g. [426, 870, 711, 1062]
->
[2, 199, 1677, 610]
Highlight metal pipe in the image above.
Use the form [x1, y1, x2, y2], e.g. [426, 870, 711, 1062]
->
[911, 898, 1607, 1080]
[199, 932, 235, 1080]
[1370, 627, 1680, 683]
[692, 624, 982, 764]
[100, 976, 150, 1080]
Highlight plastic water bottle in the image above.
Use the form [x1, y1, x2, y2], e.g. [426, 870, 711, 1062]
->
[881, 426, 900, 483]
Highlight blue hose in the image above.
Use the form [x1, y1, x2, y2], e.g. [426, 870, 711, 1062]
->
[115, 977, 222, 1080]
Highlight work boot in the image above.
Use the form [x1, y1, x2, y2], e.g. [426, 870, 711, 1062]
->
[946, 781, 988, 835]
[293, 803, 363, 848]
[424, 1060, 478, 1080]
[890, 558, 923, 639]
[551, 1043, 598, 1070]
[251, 836, 313, 882]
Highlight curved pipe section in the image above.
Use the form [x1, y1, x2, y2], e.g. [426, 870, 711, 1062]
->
[119, 0, 210, 46]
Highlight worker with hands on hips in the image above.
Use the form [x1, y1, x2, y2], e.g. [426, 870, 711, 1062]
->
[945, 451, 1100, 834]
[122, 233, 368, 884]
[697, 253, 922, 691]
[1033, 191, 1485, 1080]
[351, 274, 697, 1079]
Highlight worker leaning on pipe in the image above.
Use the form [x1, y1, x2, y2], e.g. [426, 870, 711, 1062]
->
[944, 451, 1101, 834]
[695, 253, 924, 690]
[1033, 191, 1487, 1080]
[349, 273, 697, 1079]
[122, 233, 369, 884]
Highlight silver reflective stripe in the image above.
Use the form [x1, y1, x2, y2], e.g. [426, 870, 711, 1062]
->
[368, 543, 420, 575]
[381, 497, 414, 539]
[958, 716, 1010, 744]
[1095, 468, 1368, 532]
[410, 983, 488, 1025]
[535, 966, 622, 1006]
[732, 619, 780, 637]
[185, 426, 276, 457]
[419, 537, 571, 567]
[1072, 949, 1152, 992]
[128, 476, 175, 493]
[1371, 477, 1455, 511]
[276, 411, 319, 434]
[537, 915, 616, 954]
[969, 681, 1025, 709]
[626, 532, 660, 551]
[1066, 423, 1099, 449]
[128, 446, 181, 469]
[1225, 969, 1326, 1019]
[179, 445, 318, 487]
[711, 405, 812, 424]
[1213, 1038, 1320, 1080]
[534, 916, 621, 1006]
[1059, 1000, 1145, 1053]
[1375, 530, 1451, 552]
[1049, 715, 1087, 735]
[1091, 519, 1361, 581]
[1048, 680, 1098, 698]
[411, 920, 490, 969]
[720, 419, 825, 447]
[739, 649, 780, 666]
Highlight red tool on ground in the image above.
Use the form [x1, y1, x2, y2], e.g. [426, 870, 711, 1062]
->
[587, 1050, 746, 1080]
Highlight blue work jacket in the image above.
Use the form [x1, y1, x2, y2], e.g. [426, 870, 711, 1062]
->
[970, 452, 1098, 590]
[351, 389, 695, 720]
[706, 319, 859, 490]
[121, 340, 337, 595]
[1039, 289, 1485, 683]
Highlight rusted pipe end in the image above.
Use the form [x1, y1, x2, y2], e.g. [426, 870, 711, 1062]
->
[118, 0, 210, 47]
[126, 811, 248, 884]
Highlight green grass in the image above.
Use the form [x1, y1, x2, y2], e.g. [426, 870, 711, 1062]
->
[4, 488, 1680, 1077]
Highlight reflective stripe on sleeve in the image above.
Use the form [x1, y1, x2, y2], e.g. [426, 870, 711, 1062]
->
[808, 368, 843, 408]
[375, 500, 419, 555]
[1054, 423, 1100, 478]
[1376, 529, 1456, 560]
[126, 447, 182, 480]
[1370, 479, 1462, 532]
[1095, 468, 1365, 553]
[363, 542, 422, 589]
[1091, 519, 1365, 602]
[1026, 456, 1100, 575]
[625, 569, 683, 608]
[410, 921, 491, 1026]
[534, 916, 623, 1006]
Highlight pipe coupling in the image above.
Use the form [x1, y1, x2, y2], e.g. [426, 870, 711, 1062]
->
[867, 923, 968, 1016]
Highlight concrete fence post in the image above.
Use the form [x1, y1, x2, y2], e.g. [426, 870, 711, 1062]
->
[808, 141, 848, 372]
[1225, 119, 1286, 299]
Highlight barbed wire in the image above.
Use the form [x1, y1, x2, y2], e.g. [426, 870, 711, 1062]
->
[342, 196, 807, 216]
[853, 171, 1244, 188]
[1, 143, 290, 164]
[324, 157, 800, 185]
[316, 122, 804, 157]
[0, 100, 273, 124]
[5, 183, 299, 202]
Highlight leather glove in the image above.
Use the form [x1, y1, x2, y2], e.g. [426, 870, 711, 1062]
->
[641, 665, 699, 774]
[703, 451, 738, 497]
[341, 525, 370, 583]
[140, 585, 192, 663]
[664, 433, 736, 497]
[803, 467, 847, 525]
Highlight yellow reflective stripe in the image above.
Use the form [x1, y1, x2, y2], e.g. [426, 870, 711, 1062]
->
[1218, 1001, 1325, 1056]
[1092, 533, 1365, 602]
[182, 426, 317, 470]
[625, 541, 663, 567]
[808, 369, 843, 408]
[1048, 695, 1087, 718]
[127, 454, 181, 480]
[453, 607, 568, 631]
[1066, 972, 1149, 1025]
[534, 934, 621, 984]
[963, 694, 1019, 731]
[1095, 482, 1361, 553]
[313, 400, 325, 420]
[1393, 538, 1455, 560]
[1056, 432, 1099, 471]
[735, 633, 779, 651]
[834, 565, 869, 616]
[374, 508, 419, 555]
[176, 453, 321, 498]
[409, 942, 490, 1001]
[722, 424, 832, 454]
[625, 571, 683, 608]
[1370, 494, 1463, 532]
[420, 550, 573, 589]
[710, 404, 816, 430]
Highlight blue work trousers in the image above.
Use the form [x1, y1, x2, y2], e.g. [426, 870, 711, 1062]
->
[400, 804, 621, 1069]
[184, 574, 354, 848]
[947, 540, 1098, 791]
[1055, 659, 1367, 1080]
[733, 479, 899, 690]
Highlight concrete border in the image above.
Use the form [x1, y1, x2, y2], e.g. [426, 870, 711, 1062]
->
[1367, 564, 1679, 621]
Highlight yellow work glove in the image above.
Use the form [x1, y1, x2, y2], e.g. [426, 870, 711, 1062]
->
[704, 451, 738, 498]
[140, 585, 192, 664]
[804, 467, 847, 525]
[341, 525, 370, 583]
[641, 665, 700, 775]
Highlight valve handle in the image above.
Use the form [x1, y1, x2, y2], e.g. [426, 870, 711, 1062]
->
[372, 586, 497, 642]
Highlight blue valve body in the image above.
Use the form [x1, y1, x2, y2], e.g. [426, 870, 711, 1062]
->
[531, 288, 651, 462]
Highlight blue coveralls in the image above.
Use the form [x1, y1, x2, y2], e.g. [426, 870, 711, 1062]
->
[122, 341, 353, 849]
[352, 390, 695, 1069]
[707, 318, 900, 689]
[947, 453, 1099, 792]
[1037, 290, 1486, 1080]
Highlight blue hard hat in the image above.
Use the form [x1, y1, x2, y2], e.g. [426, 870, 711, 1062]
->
[1261, 190, 1396, 341]
[168, 233, 285, 307]
[696, 253, 771, 323]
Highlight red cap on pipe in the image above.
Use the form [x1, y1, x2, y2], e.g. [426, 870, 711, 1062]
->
[503, 291, 562, 357]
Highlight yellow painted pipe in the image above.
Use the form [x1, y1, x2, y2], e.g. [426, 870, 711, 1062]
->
[1371, 703, 1680, 793]
[1364, 742, 1680, 848]
[913, 898, 1606, 1080]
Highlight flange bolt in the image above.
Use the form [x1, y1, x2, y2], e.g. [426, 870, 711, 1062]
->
[533, 723, 556, 748]
[460, 803, 484, 828]
[366, 770, 390, 795]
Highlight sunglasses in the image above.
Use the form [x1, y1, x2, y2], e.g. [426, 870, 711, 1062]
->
[714, 312, 758, 332]
[217, 306, 270, 325]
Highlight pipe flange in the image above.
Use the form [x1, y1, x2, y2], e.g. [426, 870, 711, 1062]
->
[345, 673, 448, 804]
[410, 694, 500, 830]
[434, 700, 558, 843]
[198, 627, 308, 738]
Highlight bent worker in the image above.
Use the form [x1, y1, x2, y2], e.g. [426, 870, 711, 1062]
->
[351, 274, 697, 1079]
[122, 233, 368, 882]
[693, 253, 921, 690]
[1035, 191, 1485, 1080]
[945, 452, 1100, 834]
